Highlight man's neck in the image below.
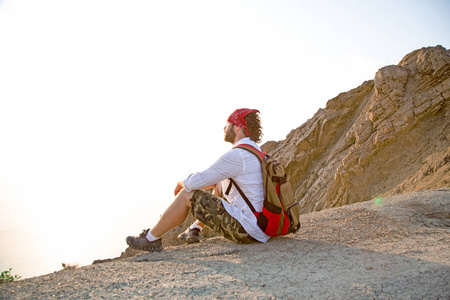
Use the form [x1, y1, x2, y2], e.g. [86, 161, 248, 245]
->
[233, 136, 250, 146]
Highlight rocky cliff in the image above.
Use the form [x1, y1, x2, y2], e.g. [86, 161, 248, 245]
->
[262, 45, 450, 214]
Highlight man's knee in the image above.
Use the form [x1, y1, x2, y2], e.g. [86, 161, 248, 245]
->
[177, 188, 195, 207]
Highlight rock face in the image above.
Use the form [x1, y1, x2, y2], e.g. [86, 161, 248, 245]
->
[262, 45, 450, 214]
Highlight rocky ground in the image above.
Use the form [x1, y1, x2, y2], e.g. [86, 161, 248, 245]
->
[1, 189, 449, 299]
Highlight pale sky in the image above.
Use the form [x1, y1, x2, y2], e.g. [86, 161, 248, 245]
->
[0, 0, 449, 277]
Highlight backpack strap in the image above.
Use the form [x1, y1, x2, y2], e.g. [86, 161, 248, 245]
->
[234, 144, 266, 162]
[225, 178, 257, 213]
[224, 144, 266, 213]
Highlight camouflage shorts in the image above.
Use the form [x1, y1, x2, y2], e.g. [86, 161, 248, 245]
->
[190, 190, 256, 244]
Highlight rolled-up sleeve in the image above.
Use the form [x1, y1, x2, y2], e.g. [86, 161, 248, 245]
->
[183, 149, 244, 192]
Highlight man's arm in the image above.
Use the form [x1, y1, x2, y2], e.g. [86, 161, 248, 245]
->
[174, 181, 214, 196]
[182, 148, 244, 193]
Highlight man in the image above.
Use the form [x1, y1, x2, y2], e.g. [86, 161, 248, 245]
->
[126, 108, 270, 251]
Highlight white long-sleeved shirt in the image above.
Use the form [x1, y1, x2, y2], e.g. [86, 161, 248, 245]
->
[183, 137, 270, 243]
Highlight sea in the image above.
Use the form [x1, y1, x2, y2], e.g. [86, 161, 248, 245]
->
[0, 194, 171, 280]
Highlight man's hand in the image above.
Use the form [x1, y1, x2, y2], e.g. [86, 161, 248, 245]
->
[174, 181, 184, 196]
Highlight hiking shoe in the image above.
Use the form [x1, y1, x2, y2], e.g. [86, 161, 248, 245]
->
[126, 229, 163, 252]
[177, 227, 201, 244]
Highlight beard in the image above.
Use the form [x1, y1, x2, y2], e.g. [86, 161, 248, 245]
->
[224, 125, 236, 144]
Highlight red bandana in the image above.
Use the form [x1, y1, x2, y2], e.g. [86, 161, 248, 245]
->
[227, 108, 260, 136]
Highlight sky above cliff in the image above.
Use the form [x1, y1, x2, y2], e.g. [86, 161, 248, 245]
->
[0, 0, 449, 278]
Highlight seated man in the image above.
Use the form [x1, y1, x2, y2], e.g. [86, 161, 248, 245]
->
[126, 109, 270, 251]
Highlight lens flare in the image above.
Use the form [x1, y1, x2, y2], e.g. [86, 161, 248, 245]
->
[375, 197, 384, 206]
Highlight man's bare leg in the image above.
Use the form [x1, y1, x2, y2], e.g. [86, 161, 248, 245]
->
[150, 188, 194, 238]
[148, 183, 220, 238]
[126, 188, 194, 251]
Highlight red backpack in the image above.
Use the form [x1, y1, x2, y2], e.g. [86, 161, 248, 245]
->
[225, 144, 301, 236]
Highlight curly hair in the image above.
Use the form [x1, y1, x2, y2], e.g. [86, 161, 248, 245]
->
[244, 112, 263, 143]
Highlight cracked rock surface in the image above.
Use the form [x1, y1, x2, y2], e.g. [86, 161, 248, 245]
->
[1, 189, 448, 299]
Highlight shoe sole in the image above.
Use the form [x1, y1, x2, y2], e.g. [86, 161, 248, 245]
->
[127, 243, 163, 252]
[186, 236, 200, 244]
[126, 239, 163, 252]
